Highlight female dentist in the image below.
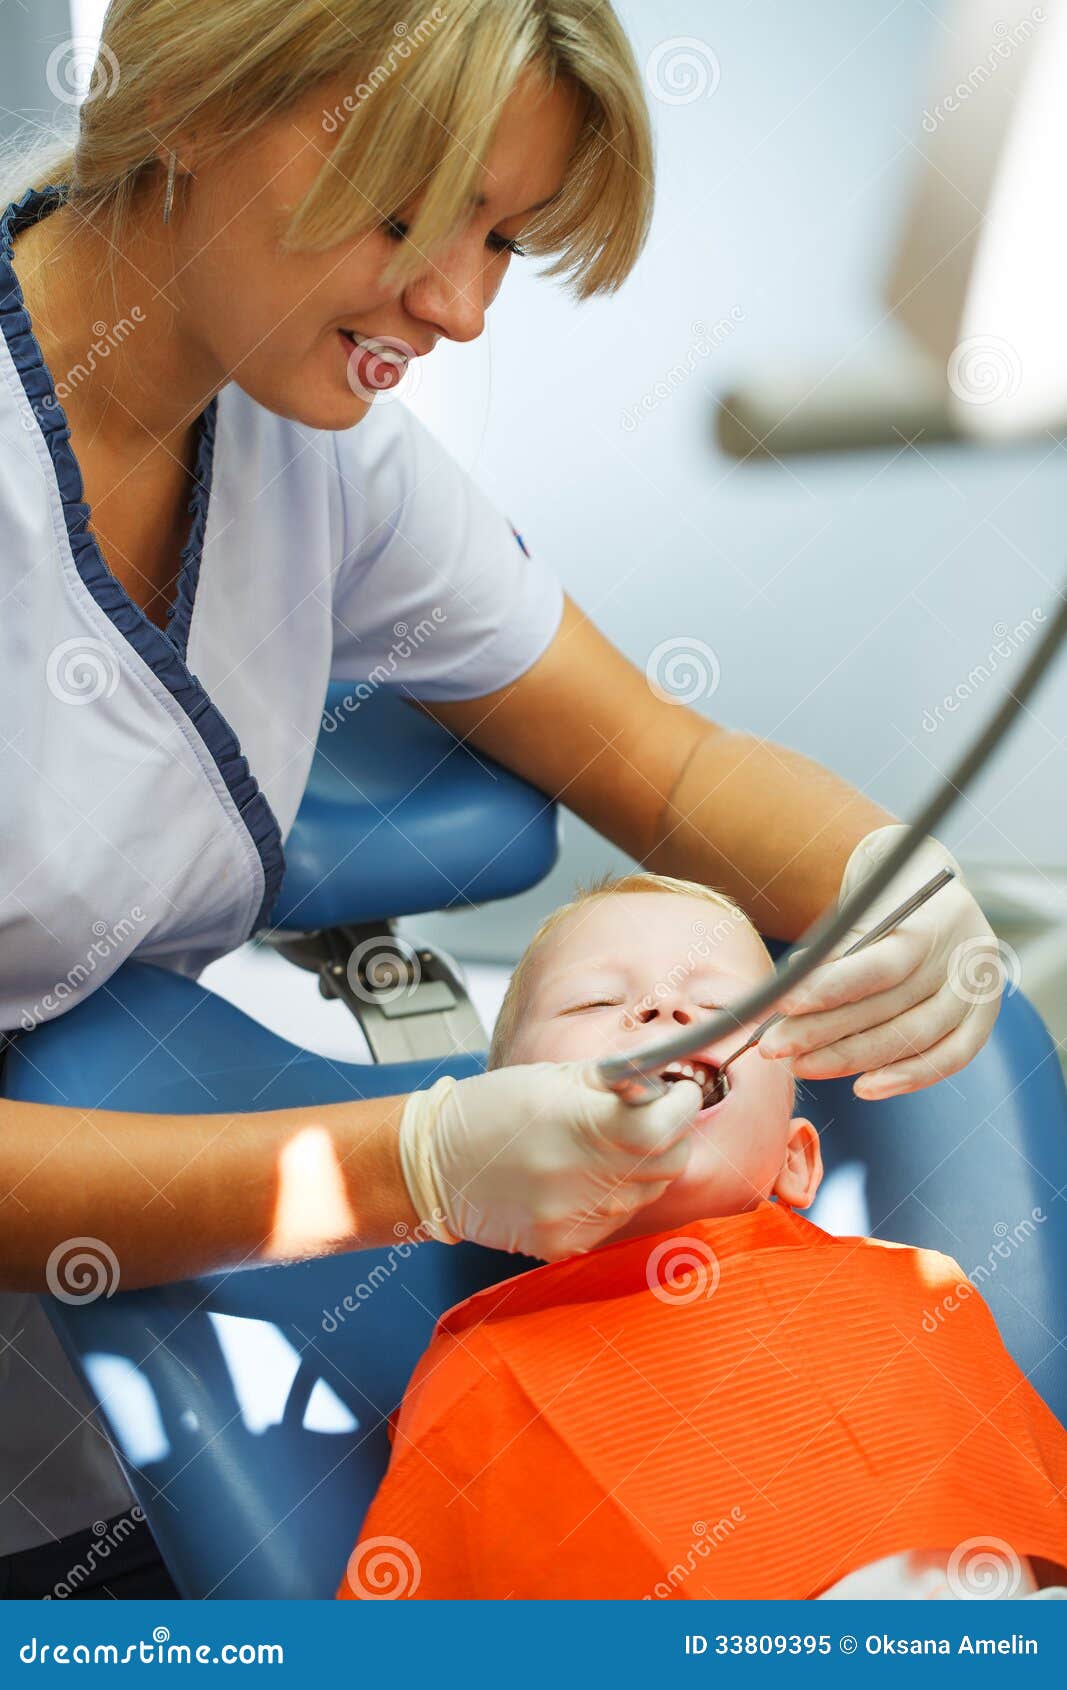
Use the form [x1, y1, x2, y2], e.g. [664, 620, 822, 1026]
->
[0, 0, 998, 1596]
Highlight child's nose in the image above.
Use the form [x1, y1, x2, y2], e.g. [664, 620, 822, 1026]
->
[630, 995, 698, 1027]
[626, 993, 740, 1058]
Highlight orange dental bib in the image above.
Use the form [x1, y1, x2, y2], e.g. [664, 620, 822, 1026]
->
[338, 1202, 1067, 1599]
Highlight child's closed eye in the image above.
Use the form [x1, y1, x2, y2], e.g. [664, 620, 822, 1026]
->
[560, 998, 624, 1015]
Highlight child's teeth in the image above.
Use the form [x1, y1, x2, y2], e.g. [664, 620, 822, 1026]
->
[660, 1060, 710, 1087]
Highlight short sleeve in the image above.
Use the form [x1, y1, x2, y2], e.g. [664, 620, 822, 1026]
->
[328, 404, 564, 701]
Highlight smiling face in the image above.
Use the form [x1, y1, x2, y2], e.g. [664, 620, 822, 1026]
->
[503, 891, 822, 1239]
[173, 67, 584, 428]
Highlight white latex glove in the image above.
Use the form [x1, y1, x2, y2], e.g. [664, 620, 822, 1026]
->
[759, 825, 1005, 1099]
[398, 1061, 703, 1260]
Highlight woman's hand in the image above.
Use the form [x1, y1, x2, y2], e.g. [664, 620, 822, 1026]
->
[759, 825, 1005, 1099]
[398, 1061, 703, 1260]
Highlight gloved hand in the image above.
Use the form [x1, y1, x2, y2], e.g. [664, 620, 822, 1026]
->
[759, 825, 1004, 1099]
[398, 1061, 703, 1260]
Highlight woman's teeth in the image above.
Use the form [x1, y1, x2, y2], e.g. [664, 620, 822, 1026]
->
[659, 1060, 728, 1109]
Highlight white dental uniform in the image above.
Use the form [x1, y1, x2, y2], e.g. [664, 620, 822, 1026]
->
[0, 183, 564, 1555]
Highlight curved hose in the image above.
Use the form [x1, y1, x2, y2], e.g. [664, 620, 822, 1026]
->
[599, 577, 1067, 1102]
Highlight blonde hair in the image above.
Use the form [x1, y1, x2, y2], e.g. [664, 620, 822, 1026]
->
[488, 871, 768, 1068]
[0, 0, 654, 299]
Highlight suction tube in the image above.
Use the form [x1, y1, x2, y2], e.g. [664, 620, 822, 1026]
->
[599, 578, 1067, 1103]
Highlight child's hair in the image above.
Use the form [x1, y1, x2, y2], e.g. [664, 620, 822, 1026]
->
[488, 871, 769, 1069]
[0, 0, 653, 302]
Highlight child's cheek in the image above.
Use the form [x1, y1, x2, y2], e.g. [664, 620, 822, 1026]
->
[748, 1048, 795, 1111]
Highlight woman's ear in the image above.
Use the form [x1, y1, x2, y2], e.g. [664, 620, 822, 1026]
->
[772, 1118, 822, 1210]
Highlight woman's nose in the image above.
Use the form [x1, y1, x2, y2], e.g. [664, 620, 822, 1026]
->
[403, 242, 496, 344]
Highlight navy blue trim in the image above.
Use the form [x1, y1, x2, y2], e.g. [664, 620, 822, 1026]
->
[165, 376, 217, 660]
[0, 184, 285, 931]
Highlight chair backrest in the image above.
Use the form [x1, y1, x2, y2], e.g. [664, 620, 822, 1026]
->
[4, 960, 1065, 1597]
[269, 683, 561, 930]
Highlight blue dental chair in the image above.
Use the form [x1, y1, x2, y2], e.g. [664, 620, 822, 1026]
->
[3, 683, 1067, 1599]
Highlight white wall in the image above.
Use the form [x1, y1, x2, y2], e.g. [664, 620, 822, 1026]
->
[0, 0, 76, 136]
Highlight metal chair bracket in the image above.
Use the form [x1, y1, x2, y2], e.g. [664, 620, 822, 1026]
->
[264, 922, 488, 1064]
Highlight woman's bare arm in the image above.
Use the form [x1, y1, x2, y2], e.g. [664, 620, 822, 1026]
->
[422, 594, 892, 940]
[0, 1091, 419, 1293]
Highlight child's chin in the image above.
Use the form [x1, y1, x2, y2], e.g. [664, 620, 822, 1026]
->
[607, 1183, 732, 1244]
[608, 1196, 710, 1250]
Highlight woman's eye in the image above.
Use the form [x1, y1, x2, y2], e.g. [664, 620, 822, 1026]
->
[383, 218, 524, 258]
[488, 232, 526, 258]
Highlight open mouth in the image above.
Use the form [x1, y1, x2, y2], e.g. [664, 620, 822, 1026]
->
[659, 1058, 729, 1112]
[338, 329, 410, 393]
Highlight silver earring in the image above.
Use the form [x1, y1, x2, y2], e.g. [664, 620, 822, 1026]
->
[162, 151, 177, 225]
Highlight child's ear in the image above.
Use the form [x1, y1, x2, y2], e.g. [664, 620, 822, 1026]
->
[772, 1118, 822, 1209]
